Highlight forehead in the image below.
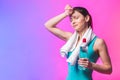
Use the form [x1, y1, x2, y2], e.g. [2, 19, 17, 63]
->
[71, 11, 83, 17]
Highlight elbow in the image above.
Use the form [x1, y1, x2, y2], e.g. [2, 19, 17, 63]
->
[44, 22, 49, 28]
[44, 22, 53, 30]
[106, 66, 112, 74]
[108, 67, 112, 74]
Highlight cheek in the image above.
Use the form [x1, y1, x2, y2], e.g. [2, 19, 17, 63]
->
[76, 18, 84, 23]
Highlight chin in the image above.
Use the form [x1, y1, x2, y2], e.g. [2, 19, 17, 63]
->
[73, 27, 78, 30]
[73, 26, 81, 31]
[74, 29, 80, 32]
[74, 27, 80, 31]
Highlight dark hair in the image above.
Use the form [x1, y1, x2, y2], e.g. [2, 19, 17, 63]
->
[70, 7, 93, 29]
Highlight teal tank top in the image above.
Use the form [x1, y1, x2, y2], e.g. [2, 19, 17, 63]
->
[66, 37, 99, 80]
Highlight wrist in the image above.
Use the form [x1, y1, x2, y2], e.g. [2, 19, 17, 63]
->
[63, 11, 69, 16]
[90, 62, 94, 69]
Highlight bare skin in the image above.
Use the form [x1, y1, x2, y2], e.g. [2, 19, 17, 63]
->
[44, 4, 112, 74]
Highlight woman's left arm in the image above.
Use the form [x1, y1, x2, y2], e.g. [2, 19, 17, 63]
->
[91, 38, 112, 74]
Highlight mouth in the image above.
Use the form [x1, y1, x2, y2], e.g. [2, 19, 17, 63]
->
[73, 24, 77, 27]
[73, 25, 78, 28]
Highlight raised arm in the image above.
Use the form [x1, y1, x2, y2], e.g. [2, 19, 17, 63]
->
[44, 5, 73, 41]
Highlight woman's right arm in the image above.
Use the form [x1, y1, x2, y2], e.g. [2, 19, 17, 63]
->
[44, 5, 73, 41]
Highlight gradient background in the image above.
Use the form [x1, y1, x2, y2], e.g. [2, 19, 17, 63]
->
[0, 0, 120, 80]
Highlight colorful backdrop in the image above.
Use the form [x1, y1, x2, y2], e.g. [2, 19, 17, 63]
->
[0, 0, 120, 80]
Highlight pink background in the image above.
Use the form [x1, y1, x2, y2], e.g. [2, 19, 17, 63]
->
[0, 0, 120, 80]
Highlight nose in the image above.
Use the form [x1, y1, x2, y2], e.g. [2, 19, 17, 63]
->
[71, 20, 75, 25]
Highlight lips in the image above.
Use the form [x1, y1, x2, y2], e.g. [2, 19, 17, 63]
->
[73, 24, 78, 27]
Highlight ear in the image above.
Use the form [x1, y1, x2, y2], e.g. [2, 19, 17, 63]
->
[85, 15, 90, 22]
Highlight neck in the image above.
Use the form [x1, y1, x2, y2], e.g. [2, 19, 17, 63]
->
[77, 26, 89, 38]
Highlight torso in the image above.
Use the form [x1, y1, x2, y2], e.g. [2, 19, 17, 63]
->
[66, 36, 99, 80]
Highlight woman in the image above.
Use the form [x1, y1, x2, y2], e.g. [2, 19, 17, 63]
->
[44, 4, 112, 80]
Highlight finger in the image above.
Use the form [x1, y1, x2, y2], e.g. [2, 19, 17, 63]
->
[78, 62, 87, 67]
[78, 60, 88, 65]
[66, 4, 72, 8]
[81, 61, 91, 68]
[78, 58, 88, 61]
[65, 4, 73, 10]
[82, 58, 88, 61]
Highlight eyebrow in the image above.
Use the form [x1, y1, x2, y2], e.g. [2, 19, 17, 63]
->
[70, 15, 80, 19]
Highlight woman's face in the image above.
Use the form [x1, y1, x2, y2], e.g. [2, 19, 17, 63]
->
[70, 11, 88, 31]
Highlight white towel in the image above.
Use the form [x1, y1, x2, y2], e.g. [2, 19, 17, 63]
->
[60, 27, 96, 65]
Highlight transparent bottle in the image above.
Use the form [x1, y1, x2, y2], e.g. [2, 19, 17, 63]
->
[78, 38, 88, 70]
[78, 46, 88, 70]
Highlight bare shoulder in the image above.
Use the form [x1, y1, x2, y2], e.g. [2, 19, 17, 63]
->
[94, 38, 107, 52]
[95, 38, 105, 46]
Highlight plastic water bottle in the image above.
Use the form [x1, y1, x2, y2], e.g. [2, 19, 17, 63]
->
[78, 38, 88, 70]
